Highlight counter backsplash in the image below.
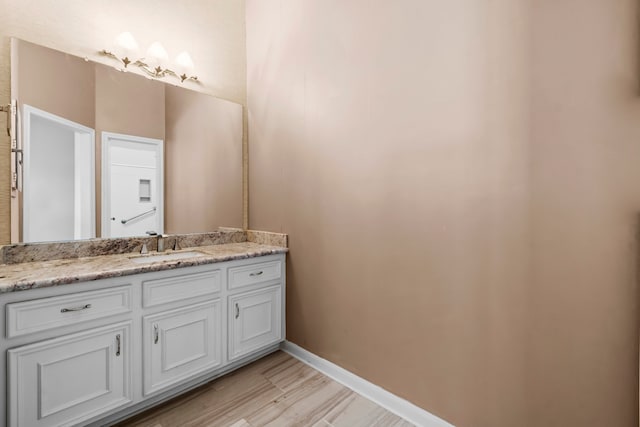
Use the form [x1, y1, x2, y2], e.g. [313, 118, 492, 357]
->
[0, 229, 287, 265]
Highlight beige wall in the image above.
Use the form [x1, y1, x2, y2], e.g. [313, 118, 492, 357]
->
[528, 0, 639, 425]
[13, 40, 95, 128]
[247, 1, 531, 425]
[165, 85, 243, 232]
[95, 65, 165, 141]
[248, 0, 640, 425]
[0, 0, 247, 244]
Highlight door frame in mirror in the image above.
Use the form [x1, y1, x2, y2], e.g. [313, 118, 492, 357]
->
[22, 104, 96, 242]
[101, 132, 164, 238]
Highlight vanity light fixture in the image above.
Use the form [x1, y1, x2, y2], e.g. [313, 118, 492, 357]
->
[99, 32, 199, 83]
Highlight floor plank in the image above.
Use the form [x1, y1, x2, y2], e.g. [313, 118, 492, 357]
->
[245, 374, 351, 426]
[262, 354, 320, 393]
[115, 351, 414, 427]
[323, 392, 415, 427]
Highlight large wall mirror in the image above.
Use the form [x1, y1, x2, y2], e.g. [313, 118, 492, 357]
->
[10, 39, 243, 243]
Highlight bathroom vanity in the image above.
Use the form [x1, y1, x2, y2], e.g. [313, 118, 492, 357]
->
[0, 236, 287, 427]
[0, 34, 283, 427]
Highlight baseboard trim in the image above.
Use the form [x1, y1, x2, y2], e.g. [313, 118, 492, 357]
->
[280, 341, 454, 427]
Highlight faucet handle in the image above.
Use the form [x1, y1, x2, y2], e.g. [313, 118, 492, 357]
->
[157, 234, 165, 252]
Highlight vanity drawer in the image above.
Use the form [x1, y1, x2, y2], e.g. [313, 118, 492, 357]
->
[228, 259, 282, 291]
[6, 286, 132, 338]
[142, 269, 221, 308]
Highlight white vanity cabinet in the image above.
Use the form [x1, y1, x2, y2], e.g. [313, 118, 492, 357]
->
[227, 257, 284, 361]
[0, 253, 285, 427]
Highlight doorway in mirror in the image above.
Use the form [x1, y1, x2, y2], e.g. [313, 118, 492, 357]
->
[102, 132, 164, 238]
[22, 105, 95, 243]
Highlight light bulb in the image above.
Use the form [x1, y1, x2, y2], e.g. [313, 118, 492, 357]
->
[175, 51, 195, 77]
[146, 42, 169, 69]
[115, 32, 139, 60]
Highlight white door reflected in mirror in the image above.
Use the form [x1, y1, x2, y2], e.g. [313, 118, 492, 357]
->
[22, 105, 95, 243]
[102, 132, 164, 238]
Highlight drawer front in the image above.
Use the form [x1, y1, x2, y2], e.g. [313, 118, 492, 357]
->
[142, 269, 221, 308]
[228, 260, 282, 291]
[6, 286, 132, 338]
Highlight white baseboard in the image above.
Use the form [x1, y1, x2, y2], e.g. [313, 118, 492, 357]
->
[280, 341, 454, 427]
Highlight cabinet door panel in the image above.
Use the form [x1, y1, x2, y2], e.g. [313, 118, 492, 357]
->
[229, 286, 282, 360]
[143, 300, 221, 396]
[7, 322, 131, 427]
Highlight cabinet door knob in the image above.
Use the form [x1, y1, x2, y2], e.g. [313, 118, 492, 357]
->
[235, 303, 240, 319]
[154, 324, 159, 344]
[115, 334, 121, 356]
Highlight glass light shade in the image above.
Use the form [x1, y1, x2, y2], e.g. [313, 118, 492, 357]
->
[146, 42, 169, 68]
[115, 32, 139, 59]
[175, 51, 195, 76]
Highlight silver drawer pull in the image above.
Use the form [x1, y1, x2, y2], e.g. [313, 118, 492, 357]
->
[60, 304, 92, 313]
[116, 334, 121, 356]
[154, 324, 159, 344]
[249, 271, 263, 277]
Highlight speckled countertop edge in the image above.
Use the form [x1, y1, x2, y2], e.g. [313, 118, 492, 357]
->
[0, 242, 288, 294]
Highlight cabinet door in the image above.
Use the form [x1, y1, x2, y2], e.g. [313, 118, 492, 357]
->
[7, 322, 131, 427]
[143, 300, 222, 396]
[229, 286, 282, 361]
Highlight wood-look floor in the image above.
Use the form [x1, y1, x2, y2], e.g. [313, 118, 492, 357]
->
[114, 350, 414, 427]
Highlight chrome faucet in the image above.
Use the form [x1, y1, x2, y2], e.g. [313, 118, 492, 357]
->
[156, 234, 165, 252]
[145, 231, 166, 253]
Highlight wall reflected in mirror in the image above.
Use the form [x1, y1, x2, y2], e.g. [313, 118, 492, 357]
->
[10, 39, 243, 243]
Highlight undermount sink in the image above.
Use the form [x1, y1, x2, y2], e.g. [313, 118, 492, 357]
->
[129, 251, 206, 264]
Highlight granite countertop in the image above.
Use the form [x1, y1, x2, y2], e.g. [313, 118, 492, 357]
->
[0, 242, 288, 294]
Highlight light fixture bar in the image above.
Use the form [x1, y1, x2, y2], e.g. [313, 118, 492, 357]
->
[132, 59, 198, 82]
[98, 46, 198, 84]
[99, 49, 133, 68]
